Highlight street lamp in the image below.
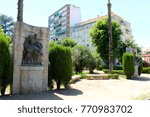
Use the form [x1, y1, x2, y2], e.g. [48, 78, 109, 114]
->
[107, 0, 113, 73]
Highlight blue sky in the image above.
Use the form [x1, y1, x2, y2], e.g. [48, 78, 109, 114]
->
[0, 0, 150, 48]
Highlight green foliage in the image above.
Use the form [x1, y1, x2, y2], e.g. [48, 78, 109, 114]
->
[138, 58, 143, 76]
[0, 28, 13, 95]
[0, 14, 14, 37]
[142, 67, 150, 74]
[49, 45, 72, 89]
[113, 66, 122, 70]
[116, 39, 142, 61]
[48, 41, 58, 49]
[102, 69, 124, 75]
[98, 65, 109, 70]
[90, 18, 122, 63]
[112, 70, 124, 75]
[108, 74, 119, 79]
[122, 53, 134, 79]
[87, 52, 100, 73]
[61, 37, 77, 48]
[72, 45, 91, 73]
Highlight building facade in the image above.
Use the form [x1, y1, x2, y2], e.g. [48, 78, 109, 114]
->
[48, 4, 81, 41]
[70, 12, 133, 49]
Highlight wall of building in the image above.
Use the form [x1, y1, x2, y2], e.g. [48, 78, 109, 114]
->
[70, 5, 81, 27]
[70, 13, 133, 49]
[48, 4, 81, 41]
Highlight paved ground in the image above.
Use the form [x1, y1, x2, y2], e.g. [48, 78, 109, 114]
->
[1, 74, 150, 100]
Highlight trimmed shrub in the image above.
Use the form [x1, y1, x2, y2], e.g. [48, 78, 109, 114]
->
[49, 45, 72, 89]
[142, 67, 150, 74]
[102, 69, 109, 73]
[0, 28, 13, 95]
[122, 53, 134, 79]
[112, 70, 124, 75]
[103, 69, 124, 75]
[113, 66, 122, 70]
[108, 74, 119, 79]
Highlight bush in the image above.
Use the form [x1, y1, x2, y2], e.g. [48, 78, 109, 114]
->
[61, 37, 77, 48]
[98, 65, 109, 70]
[103, 69, 124, 75]
[108, 74, 119, 79]
[142, 67, 150, 74]
[49, 45, 72, 89]
[72, 45, 91, 73]
[102, 69, 109, 73]
[122, 53, 134, 79]
[113, 66, 122, 70]
[0, 28, 13, 95]
[112, 70, 124, 75]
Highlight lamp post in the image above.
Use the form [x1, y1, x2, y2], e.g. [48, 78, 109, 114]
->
[107, 0, 113, 73]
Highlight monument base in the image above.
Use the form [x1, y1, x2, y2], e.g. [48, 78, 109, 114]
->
[132, 65, 139, 78]
[20, 66, 44, 93]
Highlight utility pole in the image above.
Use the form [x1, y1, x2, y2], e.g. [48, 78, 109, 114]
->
[108, 0, 113, 73]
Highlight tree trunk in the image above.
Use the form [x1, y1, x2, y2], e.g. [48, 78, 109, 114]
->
[17, 0, 23, 22]
[108, 0, 113, 73]
[57, 80, 61, 90]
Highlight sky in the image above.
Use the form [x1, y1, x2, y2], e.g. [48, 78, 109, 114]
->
[0, 0, 150, 48]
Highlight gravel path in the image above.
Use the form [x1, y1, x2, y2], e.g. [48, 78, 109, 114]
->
[1, 74, 150, 100]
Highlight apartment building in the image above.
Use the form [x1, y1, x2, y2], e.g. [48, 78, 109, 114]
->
[48, 4, 81, 41]
[70, 12, 133, 49]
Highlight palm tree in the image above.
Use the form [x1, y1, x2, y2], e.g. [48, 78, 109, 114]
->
[17, 0, 24, 22]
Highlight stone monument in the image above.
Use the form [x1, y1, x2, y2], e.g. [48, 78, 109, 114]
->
[132, 49, 140, 78]
[12, 22, 48, 94]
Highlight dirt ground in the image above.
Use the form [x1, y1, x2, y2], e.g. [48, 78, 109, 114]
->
[1, 74, 150, 100]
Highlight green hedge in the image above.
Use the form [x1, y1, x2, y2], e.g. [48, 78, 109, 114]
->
[142, 67, 150, 74]
[49, 45, 72, 89]
[122, 53, 134, 79]
[99, 65, 122, 70]
[108, 74, 119, 79]
[102, 69, 124, 75]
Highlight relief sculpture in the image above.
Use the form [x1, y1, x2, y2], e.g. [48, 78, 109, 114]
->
[22, 32, 43, 65]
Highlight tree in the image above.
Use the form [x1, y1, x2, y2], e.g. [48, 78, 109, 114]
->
[17, 0, 24, 22]
[72, 45, 91, 73]
[61, 37, 77, 48]
[0, 27, 13, 95]
[49, 45, 72, 89]
[0, 14, 14, 37]
[116, 39, 142, 62]
[122, 53, 134, 79]
[90, 18, 122, 64]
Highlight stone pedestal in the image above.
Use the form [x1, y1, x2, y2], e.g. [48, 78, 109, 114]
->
[132, 65, 139, 78]
[20, 66, 43, 93]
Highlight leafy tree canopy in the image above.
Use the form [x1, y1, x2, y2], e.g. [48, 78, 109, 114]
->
[0, 14, 14, 37]
[90, 18, 122, 63]
[61, 37, 77, 48]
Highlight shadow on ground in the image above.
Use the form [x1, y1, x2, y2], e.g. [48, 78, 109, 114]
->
[0, 87, 83, 100]
[53, 88, 83, 96]
[129, 76, 150, 82]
